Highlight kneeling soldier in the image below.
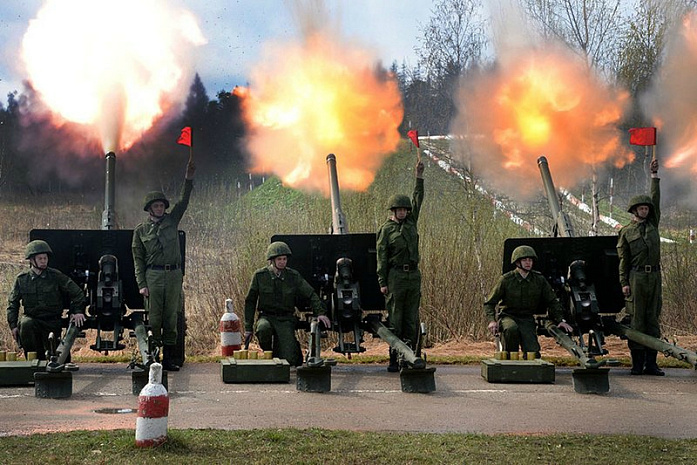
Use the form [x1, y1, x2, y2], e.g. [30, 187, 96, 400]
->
[484, 245, 572, 357]
[244, 241, 330, 366]
[7, 240, 86, 360]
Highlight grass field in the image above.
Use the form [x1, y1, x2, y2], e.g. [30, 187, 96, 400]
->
[1, 429, 696, 465]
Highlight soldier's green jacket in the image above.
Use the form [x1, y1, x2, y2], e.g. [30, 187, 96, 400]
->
[483, 270, 564, 323]
[132, 179, 193, 290]
[617, 178, 661, 288]
[244, 266, 325, 332]
[376, 177, 424, 287]
[6, 267, 86, 329]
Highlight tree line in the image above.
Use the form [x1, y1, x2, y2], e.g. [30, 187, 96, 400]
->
[0, 0, 695, 202]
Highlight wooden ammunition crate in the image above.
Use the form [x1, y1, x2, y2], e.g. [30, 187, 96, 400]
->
[0, 360, 48, 386]
[221, 357, 290, 383]
[481, 359, 555, 384]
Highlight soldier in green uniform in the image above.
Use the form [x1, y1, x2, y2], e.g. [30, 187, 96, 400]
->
[376, 161, 425, 372]
[7, 240, 86, 360]
[132, 159, 195, 371]
[484, 245, 572, 357]
[243, 241, 330, 367]
[617, 158, 664, 376]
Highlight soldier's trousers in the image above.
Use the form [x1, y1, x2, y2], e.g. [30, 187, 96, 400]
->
[145, 268, 183, 346]
[385, 268, 421, 349]
[255, 315, 302, 366]
[626, 269, 662, 349]
[499, 314, 540, 354]
[19, 315, 62, 360]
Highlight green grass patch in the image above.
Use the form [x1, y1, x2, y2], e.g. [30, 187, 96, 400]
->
[1, 429, 695, 464]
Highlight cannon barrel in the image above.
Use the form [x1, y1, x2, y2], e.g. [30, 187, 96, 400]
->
[537, 156, 574, 237]
[605, 320, 697, 369]
[326, 153, 348, 234]
[102, 151, 116, 230]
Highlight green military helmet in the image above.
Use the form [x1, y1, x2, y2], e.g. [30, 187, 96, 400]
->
[266, 241, 292, 260]
[143, 191, 170, 211]
[510, 245, 538, 264]
[387, 194, 412, 210]
[25, 240, 53, 259]
[627, 194, 654, 213]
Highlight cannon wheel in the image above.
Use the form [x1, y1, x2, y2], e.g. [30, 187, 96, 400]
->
[172, 291, 186, 367]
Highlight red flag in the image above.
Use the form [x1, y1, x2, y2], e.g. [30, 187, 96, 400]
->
[407, 129, 419, 148]
[628, 127, 656, 146]
[177, 126, 192, 147]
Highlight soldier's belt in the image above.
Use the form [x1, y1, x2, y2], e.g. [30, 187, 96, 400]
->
[393, 263, 418, 272]
[632, 264, 660, 273]
[147, 264, 180, 271]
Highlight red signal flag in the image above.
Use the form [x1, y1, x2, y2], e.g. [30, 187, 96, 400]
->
[407, 129, 419, 148]
[177, 126, 192, 147]
[628, 127, 656, 146]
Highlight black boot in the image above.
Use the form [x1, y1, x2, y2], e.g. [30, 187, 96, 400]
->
[162, 345, 180, 372]
[644, 350, 665, 376]
[630, 349, 645, 375]
[387, 349, 399, 372]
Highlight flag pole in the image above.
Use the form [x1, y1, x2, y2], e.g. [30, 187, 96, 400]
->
[188, 128, 193, 164]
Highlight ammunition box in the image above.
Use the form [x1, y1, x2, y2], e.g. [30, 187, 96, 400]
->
[0, 360, 48, 386]
[221, 357, 290, 383]
[481, 358, 555, 384]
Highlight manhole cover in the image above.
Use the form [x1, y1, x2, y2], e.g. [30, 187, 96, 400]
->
[94, 408, 137, 414]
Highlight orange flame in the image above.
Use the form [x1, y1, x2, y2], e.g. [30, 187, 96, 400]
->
[240, 32, 403, 195]
[645, 12, 697, 175]
[454, 47, 632, 196]
[21, 0, 206, 153]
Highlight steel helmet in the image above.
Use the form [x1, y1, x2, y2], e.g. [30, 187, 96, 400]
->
[266, 241, 292, 260]
[387, 194, 412, 210]
[143, 191, 170, 211]
[627, 194, 654, 213]
[511, 245, 538, 264]
[25, 240, 53, 259]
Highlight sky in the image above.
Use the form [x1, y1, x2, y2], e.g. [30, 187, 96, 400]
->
[0, 0, 435, 101]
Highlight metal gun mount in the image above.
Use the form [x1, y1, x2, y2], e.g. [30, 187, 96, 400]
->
[274, 153, 435, 393]
[497, 157, 697, 394]
[20, 152, 187, 397]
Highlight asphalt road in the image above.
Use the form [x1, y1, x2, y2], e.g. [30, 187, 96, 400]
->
[1, 363, 696, 438]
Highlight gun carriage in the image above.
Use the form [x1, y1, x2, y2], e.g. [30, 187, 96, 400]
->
[2, 152, 187, 397]
[499, 156, 697, 394]
[273, 154, 435, 393]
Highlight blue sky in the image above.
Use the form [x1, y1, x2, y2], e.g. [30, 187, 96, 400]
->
[0, 0, 435, 100]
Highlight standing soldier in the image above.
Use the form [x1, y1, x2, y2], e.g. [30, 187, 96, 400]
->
[617, 158, 664, 376]
[7, 240, 86, 360]
[132, 160, 195, 372]
[243, 241, 330, 366]
[484, 245, 573, 357]
[377, 161, 425, 372]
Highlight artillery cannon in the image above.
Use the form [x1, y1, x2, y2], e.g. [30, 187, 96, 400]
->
[273, 154, 435, 393]
[21, 152, 187, 396]
[500, 156, 697, 394]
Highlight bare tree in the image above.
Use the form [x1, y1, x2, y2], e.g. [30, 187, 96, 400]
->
[416, 0, 486, 81]
[412, 0, 487, 134]
[615, 0, 683, 97]
[524, 0, 624, 74]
